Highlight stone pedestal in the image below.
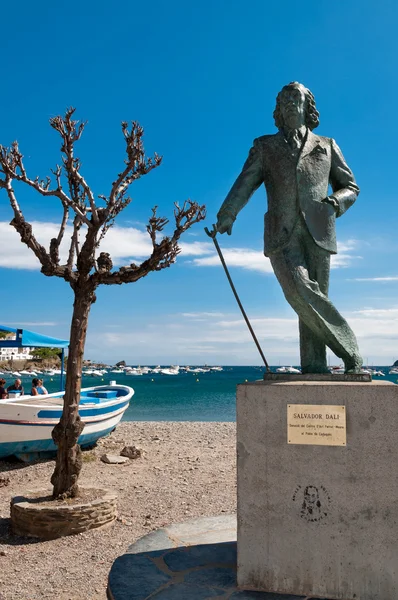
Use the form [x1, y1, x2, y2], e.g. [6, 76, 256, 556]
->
[237, 380, 398, 600]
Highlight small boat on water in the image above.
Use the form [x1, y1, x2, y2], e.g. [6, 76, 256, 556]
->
[330, 366, 345, 374]
[0, 384, 134, 461]
[370, 369, 385, 377]
[160, 367, 180, 375]
[276, 366, 301, 374]
[125, 368, 143, 376]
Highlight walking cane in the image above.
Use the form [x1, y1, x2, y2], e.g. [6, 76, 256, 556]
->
[204, 224, 271, 373]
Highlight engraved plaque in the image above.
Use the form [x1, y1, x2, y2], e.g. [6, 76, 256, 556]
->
[287, 404, 346, 446]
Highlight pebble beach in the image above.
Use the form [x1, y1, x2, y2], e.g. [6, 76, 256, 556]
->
[0, 421, 236, 600]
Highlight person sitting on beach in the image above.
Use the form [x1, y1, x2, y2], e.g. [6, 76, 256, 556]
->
[7, 378, 24, 395]
[38, 379, 48, 394]
[0, 378, 7, 399]
[31, 377, 46, 396]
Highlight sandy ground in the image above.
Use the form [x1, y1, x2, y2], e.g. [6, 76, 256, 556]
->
[0, 422, 236, 600]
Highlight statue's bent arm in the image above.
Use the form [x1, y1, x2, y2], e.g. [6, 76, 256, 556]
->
[329, 139, 360, 218]
[217, 143, 264, 222]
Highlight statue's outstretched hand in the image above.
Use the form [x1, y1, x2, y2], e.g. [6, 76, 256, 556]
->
[216, 213, 234, 235]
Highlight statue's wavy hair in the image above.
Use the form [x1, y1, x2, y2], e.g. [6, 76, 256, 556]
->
[273, 82, 320, 131]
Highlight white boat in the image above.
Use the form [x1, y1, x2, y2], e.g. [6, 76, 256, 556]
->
[11, 371, 22, 377]
[276, 366, 301, 374]
[389, 367, 398, 375]
[125, 369, 143, 376]
[160, 367, 179, 375]
[0, 384, 134, 460]
[110, 369, 124, 374]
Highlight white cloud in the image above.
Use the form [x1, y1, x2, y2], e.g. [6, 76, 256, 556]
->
[351, 307, 398, 318]
[178, 241, 213, 256]
[0, 222, 54, 270]
[181, 312, 227, 318]
[192, 248, 274, 273]
[84, 301, 398, 365]
[87, 312, 300, 365]
[10, 322, 58, 327]
[349, 277, 398, 282]
[190, 239, 361, 274]
[0, 221, 213, 271]
[0, 219, 363, 274]
[331, 239, 362, 268]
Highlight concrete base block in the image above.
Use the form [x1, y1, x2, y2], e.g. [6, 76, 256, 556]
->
[237, 380, 398, 600]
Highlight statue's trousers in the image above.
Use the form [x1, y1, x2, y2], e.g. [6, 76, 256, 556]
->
[269, 217, 360, 372]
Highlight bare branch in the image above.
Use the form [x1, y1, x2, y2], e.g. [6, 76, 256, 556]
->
[0, 111, 205, 292]
[66, 215, 81, 274]
[57, 204, 69, 245]
[92, 201, 206, 286]
[172, 200, 207, 237]
[76, 223, 99, 278]
[2, 178, 69, 277]
[146, 206, 169, 247]
[50, 108, 99, 224]
[49, 202, 70, 264]
[0, 142, 92, 227]
[106, 122, 162, 214]
[96, 252, 113, 273]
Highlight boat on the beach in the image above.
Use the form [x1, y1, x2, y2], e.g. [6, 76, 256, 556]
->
[0, 383, 134, 461]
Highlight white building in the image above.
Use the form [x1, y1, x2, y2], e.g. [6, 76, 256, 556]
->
[0, 347, 33, 362]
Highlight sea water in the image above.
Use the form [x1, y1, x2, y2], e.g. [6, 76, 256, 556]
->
[22, 366, 397, 422]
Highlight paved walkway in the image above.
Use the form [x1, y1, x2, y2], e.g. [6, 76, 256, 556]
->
[107, 515, 327, 600]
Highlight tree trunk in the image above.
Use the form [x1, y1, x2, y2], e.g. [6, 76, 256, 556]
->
[51, 288, 94, 499]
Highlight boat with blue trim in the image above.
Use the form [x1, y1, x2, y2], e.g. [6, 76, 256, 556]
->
[0, 383, 134, 460]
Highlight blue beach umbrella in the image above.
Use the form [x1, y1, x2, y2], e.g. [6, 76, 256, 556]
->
[0, 325, 69, 390]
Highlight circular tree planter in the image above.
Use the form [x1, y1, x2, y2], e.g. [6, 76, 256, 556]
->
[10, 487, 117, 539]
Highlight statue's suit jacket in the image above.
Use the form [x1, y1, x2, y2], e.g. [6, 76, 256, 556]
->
[217, 130, 359, 256]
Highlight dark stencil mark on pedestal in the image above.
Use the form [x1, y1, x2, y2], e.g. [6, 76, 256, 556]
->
[293, 484, 330, 522]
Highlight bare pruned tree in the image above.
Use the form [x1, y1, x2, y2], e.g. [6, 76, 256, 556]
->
[0, 109, 206, 499]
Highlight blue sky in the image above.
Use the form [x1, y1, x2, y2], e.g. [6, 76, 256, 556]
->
[0, 0, 397, 365]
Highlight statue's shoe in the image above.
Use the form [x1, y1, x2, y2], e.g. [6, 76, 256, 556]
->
[344, 355, 363, 374]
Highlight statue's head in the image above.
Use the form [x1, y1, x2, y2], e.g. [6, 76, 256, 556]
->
[273, 82, 319, 131]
